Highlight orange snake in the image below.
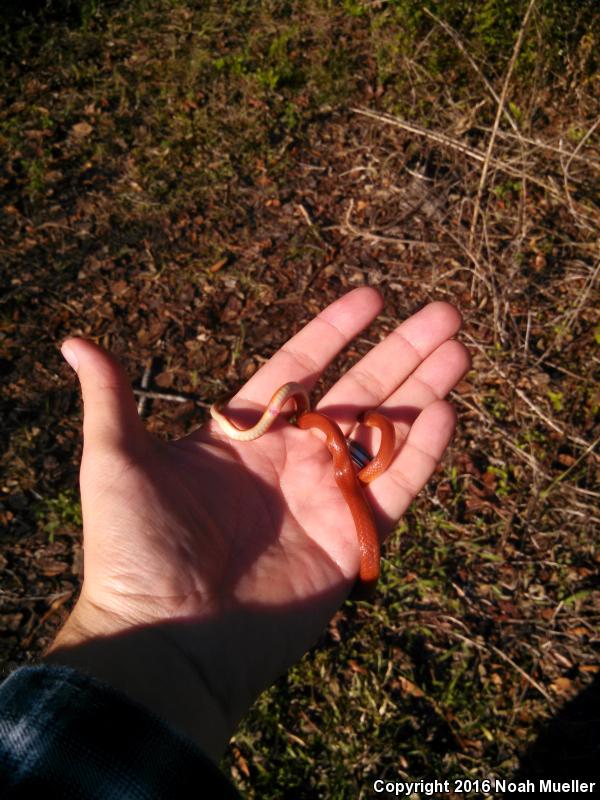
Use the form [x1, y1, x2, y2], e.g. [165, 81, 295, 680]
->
[210, 382, 395, 597]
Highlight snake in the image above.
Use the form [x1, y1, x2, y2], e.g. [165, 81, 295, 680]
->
[210, 382, 395, 596]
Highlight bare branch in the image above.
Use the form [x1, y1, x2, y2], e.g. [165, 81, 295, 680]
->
[468, 0, 539, 251]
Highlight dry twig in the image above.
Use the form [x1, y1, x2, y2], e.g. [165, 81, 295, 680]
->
[350, 107, 596, 219]
[468, 0, 538, 253]
[432, 625, 555, 706]
[338, 198, 448, 247]
[133, 388, 211, 408]
[423, 8, 520, 135]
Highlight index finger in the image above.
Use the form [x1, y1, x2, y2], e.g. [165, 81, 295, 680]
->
[226, 287, 384, 410]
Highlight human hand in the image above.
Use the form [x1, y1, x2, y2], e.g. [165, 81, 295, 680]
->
[46, 288, 470, 760]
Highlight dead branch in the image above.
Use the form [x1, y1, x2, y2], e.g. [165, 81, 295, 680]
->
[468, 0, 539, 251]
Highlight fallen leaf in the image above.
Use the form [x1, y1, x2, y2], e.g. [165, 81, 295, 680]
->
[557, 453, 575, 466]
[483, 470, 497, 490]
[397, 676, 424, 697]
[234, 748, 250, 777]
[568, 626, 589, 637]
[155, 370, 174, 388]
[38, 558, 68, 577]
[348, 659, 367, 674]
[550, 676, 572, 695]
[0, 613, 23, 632]
[71, 122, 93, 138]
[111, 279, 129, 296]
[209, 257, 228, 273]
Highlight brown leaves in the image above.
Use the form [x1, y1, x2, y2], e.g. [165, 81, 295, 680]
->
[71, 121, 93, 138]
[154, 370, 174, 388]
[34, 544, 70, 577]
[208, 257, 229, 274]
[111, 279, 129, 297]
[231, 745, 250, 778]
[550, 676, 574, 696]
[136, 319, 167, 346]
[396, 676, 425, 698]
[220, 295, 243, 323]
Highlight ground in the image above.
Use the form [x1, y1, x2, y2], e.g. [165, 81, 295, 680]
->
[1, 1, 599, 797]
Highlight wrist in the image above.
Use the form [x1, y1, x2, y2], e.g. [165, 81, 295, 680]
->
[44, 600, 233, 762]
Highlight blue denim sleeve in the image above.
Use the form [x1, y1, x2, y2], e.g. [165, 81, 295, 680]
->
[0, 664, 241, 799]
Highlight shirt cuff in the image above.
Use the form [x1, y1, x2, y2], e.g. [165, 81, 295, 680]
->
[0, 664, 240, 799]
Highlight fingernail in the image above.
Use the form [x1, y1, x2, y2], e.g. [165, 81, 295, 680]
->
[61, 343, 79, 372]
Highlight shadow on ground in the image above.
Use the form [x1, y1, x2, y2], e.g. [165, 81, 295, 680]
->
[508, 674, 600, 794]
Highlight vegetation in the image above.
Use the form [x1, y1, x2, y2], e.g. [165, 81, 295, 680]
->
[1, 1, 598, 797]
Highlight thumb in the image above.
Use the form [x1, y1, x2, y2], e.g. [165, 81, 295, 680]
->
[61, 338, 147, 455]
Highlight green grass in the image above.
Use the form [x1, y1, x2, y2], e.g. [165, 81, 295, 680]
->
[2, 0, 596, 219]
[35, 489, 82, 542]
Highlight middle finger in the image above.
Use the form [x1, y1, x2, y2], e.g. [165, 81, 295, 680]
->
[318, 301, 463, 434]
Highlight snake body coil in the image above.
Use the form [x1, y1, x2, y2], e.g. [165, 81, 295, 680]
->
[210, 382, 394, 596]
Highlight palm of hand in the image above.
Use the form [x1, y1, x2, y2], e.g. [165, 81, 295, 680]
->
[81, 417, 363, 629]
[76, 417, 365, 729]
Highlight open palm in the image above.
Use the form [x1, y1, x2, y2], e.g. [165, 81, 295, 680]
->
[51, 287, 470, 759]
